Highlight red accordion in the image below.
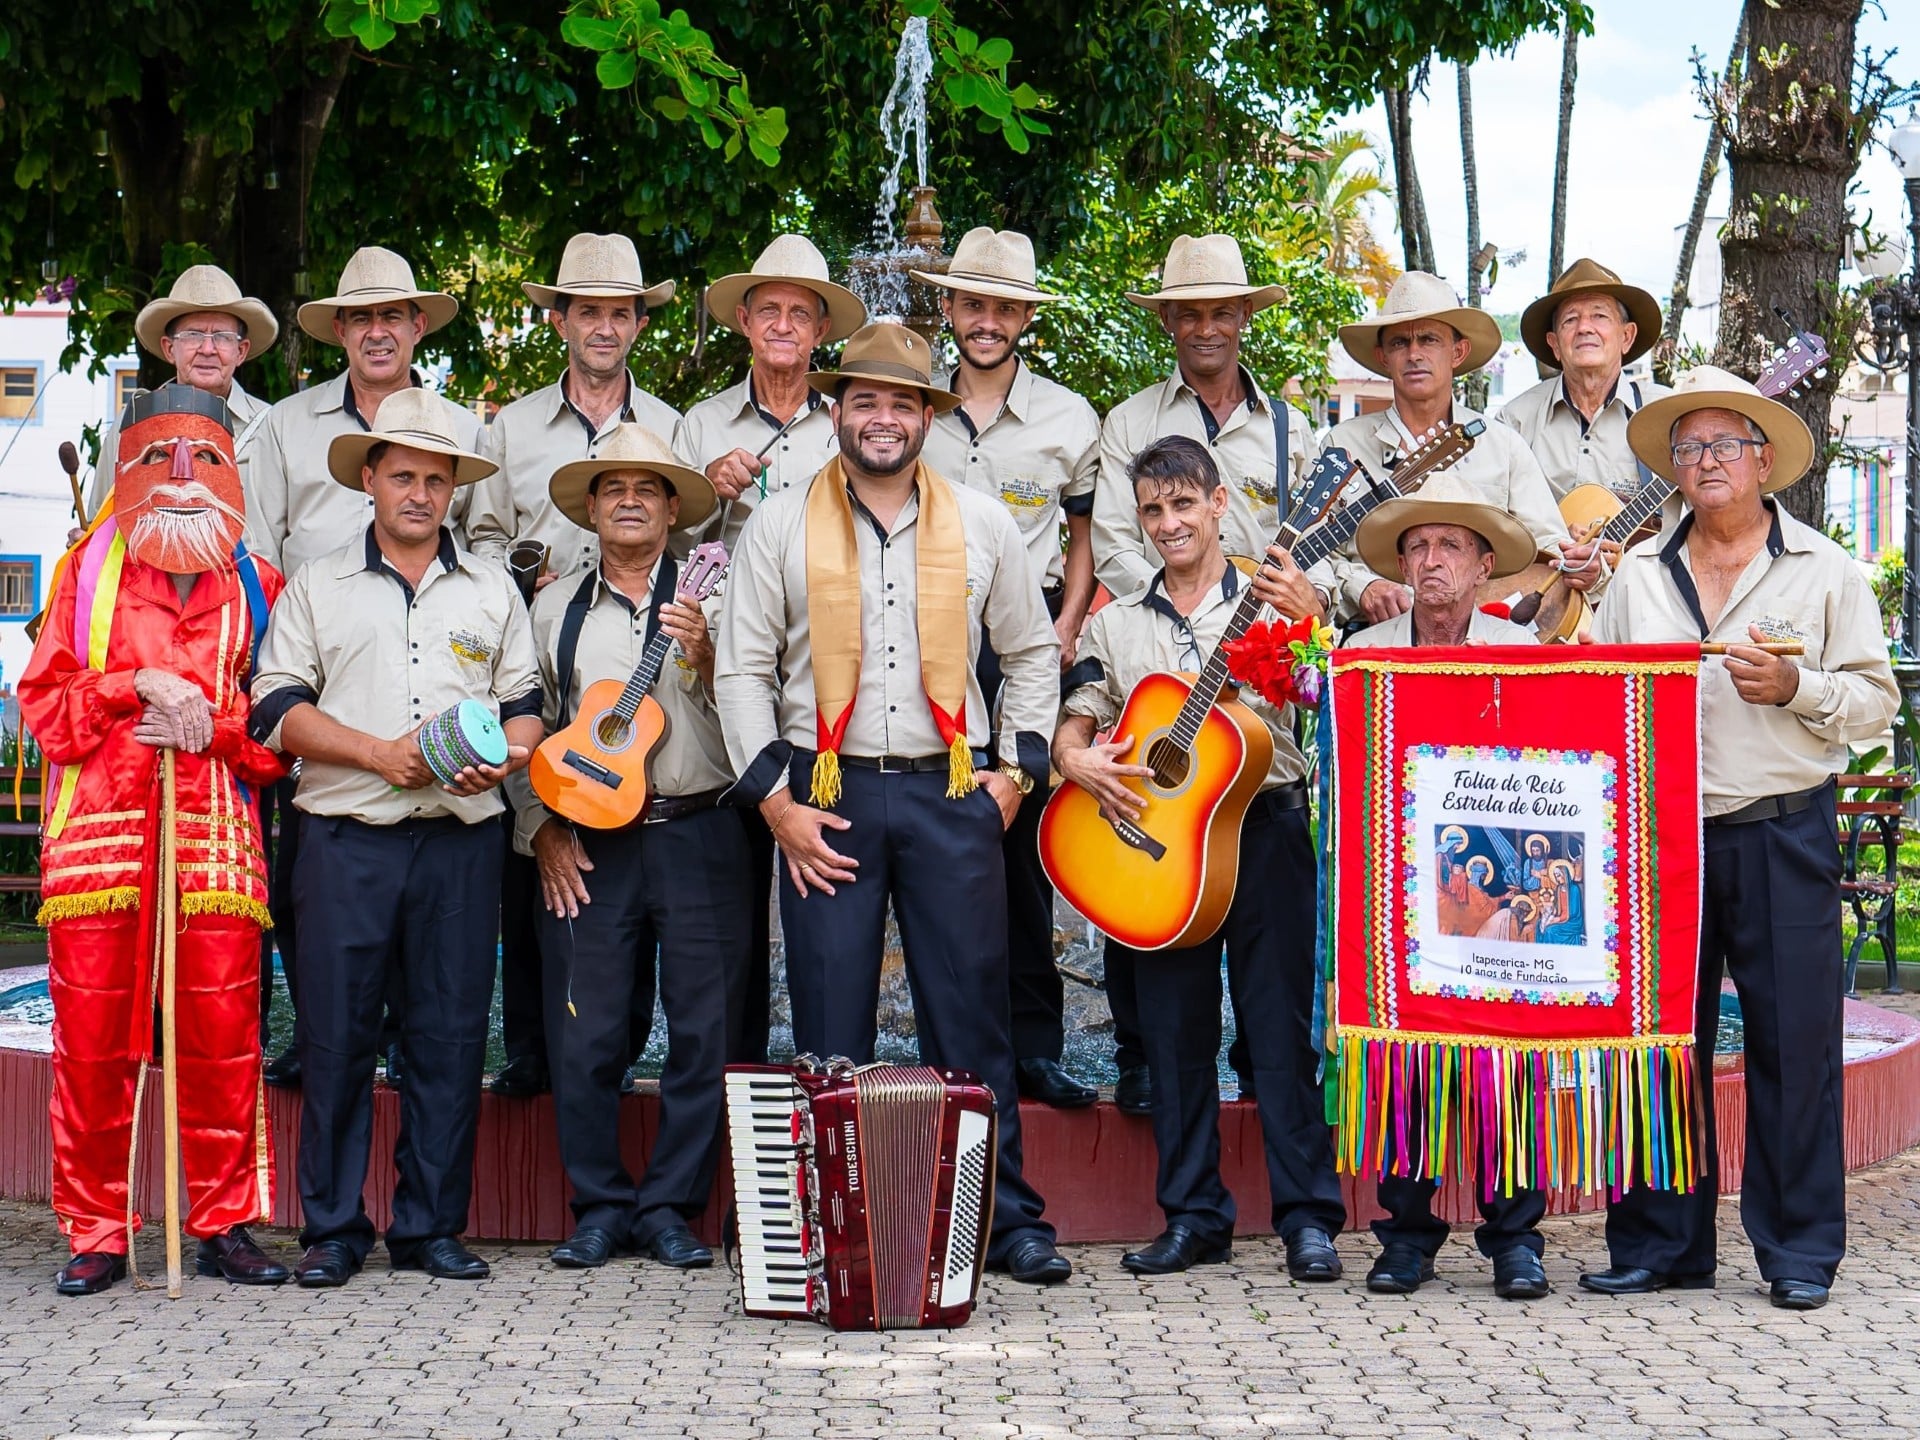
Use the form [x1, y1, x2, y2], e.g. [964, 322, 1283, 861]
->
[725, 1059, 998, 1331]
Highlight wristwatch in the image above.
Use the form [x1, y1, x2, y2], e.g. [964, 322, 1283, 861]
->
[997, 762, 1035, 795]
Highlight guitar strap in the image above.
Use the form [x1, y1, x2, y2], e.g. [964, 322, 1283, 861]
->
[1270, 395, 1290, 503]
[1625, 380, 1657, 495]
[553, 555, 680, 728]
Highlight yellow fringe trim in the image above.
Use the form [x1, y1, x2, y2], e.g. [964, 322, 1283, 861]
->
[1332, 1023, 1695, 1053]
[36, 887, 142, 925]
[181, 892, 274, 930]
[946, 734, 977, 800]
[810, 749, 842, 808]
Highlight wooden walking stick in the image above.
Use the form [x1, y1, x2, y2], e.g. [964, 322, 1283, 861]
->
[158, 747, 183, 1298]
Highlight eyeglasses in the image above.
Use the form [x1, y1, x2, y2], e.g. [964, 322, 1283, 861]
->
[170, 329, 245, 352]
[1671, 437, 1765, 466]
[1169, 614, 1203, 672]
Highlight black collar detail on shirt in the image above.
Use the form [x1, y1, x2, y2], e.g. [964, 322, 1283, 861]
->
[748, 375, 821, 434]
[1187, 364, 1257, 443]
[1657, 501, 1785, 639]
[951, 356, 1020, 443]
[362, 523, 458, 602]
[1141, 562, 1240, 625]
[343, 369, 426, 432]
[561, 370, 637, 443]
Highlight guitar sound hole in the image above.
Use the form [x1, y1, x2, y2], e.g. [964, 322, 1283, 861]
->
[593, 713, 634, 750]
[1144, 737, 1190, 790]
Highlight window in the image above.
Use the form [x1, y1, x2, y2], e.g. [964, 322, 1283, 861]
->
[1326, 396, 1342, 424]
[0, 557, 38, 620]
[112, 367, 141, 418]
[0, 366, 40, 422]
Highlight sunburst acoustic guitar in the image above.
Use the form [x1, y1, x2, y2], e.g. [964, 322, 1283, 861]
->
[1039, 421, 1484, 951]
[528, 540, 729, 829]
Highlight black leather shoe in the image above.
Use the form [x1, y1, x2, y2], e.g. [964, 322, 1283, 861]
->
[1492, 1245, 1549, 1300]
[393, 1236, 489, 1280]
[382, 1043, 405, 1089]
[293, 1240, 360, 1288]
[1769, 1278, 1829, 1310]
[997, 1235, 1072, 1284]
[1113, 1065, 1154, 1116]
[195, 1227, 290, 1285]
[1122, 1224, 1230, 1275]
[55, 1251, 127, 1296]
[1366, 1243, 1437, 1294]
[1284, 1226, 1342, 1282]
[1016, 1058, 1097, 1109]
[491, 1054, 551, 1099]
[551, 1225, 621, 1269]
[1577, 1264, 1714, 1295]
[641, 1224, 713, 1269]
[262, 1046, 302, 1089]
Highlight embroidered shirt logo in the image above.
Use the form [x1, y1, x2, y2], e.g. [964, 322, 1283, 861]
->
[449, 628, 497, 665]
[997, 476, 1052, 511]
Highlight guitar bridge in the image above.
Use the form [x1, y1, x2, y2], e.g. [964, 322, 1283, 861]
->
[562, 749, 622, 788]
[1109, 817, 1166, 861]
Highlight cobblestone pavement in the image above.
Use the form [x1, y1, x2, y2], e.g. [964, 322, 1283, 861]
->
[4, 1149, 1919, 1440]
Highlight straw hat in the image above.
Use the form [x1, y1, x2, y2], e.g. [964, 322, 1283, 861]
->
[704, 234, 866, 343]
[805, 322, 963, 413]
[1354, 469, 1537, 582]
[523, 233, 675, 312]
[548, 424, 716, 533]
[135, 265, 279, 358]
[1126, 233, 1286, 313]
[913, 227, 1063, 306]
[326, 388, 497, 490]
[1520, 257, 1662, 368]
[1338, 271, 1503, 377]
[299, 247, 459, 344]
[1625, 364, 1815, 495]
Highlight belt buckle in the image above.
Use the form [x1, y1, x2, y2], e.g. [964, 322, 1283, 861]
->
[874, 754, 905, 775]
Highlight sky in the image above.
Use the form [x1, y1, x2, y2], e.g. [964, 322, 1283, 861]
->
[1337, 0, 1920, 316]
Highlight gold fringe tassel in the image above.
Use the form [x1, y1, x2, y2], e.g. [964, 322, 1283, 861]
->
[180, 892, 274, 929]
[809, 749, 842, 808]
[946, 734, 977, 800]
[36, 887, 142, 925]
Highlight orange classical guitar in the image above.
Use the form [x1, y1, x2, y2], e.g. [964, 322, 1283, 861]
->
[528, 541, 729, 829]
[1039, 422, 1483, 950]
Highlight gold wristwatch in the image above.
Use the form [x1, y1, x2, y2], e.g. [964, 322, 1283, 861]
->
[998, 762, 1035, 795]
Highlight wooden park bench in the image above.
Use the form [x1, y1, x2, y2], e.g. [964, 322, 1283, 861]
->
[1838, 771, 1912, 996]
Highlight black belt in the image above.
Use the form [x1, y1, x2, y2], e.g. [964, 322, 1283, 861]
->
[837, 749, 990, 775]
[643, 787, 727, 825]
[1704, 781, 1829, 828]
[1250, 779, 1309, 817]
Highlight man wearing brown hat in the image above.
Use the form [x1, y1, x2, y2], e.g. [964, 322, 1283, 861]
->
[916, 227, 1101, 1110]
[715, 321, 1072, 1284]
[1496, 258, 1672, 507]
[88, 264, 277, 515]
[510, 426, 745, 1272]
[673, 233, 863, 1065]
[250, 389, 542, 1287]
[1580, 368, 1896, 1311]
[1316, 272, 1586, 625]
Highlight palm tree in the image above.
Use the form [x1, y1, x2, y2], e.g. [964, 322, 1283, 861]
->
[1548, 14, 1581, 285]
[1292, 129, 1402, 299]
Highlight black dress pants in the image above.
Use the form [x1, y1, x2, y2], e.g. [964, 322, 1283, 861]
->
[498, 805, 547, 1069]
[292, 813, 501, 1262]
[537, 807, 749, 1244]
[1111, 794, 1345, 1245]
[1603, 789, 1847, 1286]
[736, 809, 776, 1064]
[261, 775, 301, 1039]
[777, 756, 1054, 1259]
[1374, 1175, 1547, 1260]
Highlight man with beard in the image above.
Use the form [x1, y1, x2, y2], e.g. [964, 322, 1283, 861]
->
[464, 233, 679, 1101]
[21, 385, 289, 1295]
[915, 228, 1100, 1109]
[716, 322, 1072, 1285]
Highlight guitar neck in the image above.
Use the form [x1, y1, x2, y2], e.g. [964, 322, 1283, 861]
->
[609, 617, 680, 719]
[1601, 475, 1675, 543]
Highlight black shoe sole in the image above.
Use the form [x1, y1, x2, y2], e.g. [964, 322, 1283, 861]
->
[193, 1258, 291, 1285]
[1022, 1089, 1099, 1109]
[1287, 1260, 1344, 1282]
[1366, 1268, 1436, 1295]
[1008, 1260, 1073, 1284]
[295, 1269, 354, 1288]
[644, 1251, 713, 1270]
[1122, 1247, 1232, 1275]
[1495, 1280, 1551, 1299]
[1577, 1273, 1715, 1295]
[550, 1250, 611, 1269]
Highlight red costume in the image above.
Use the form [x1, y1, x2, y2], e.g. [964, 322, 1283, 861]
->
[20, 388, 285, 1255]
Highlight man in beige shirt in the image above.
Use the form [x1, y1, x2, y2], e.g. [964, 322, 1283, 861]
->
[1582, 367, 1897, 1312]
[714, 323, 1071, 1285]
[1094, 234, 1315, 604]
[507, 425, 743, 1274]
[249, 391, 541, 1289]
[1055, 435, 1345, 1280]
[916, 227, 1100, 1108]
[466, 233, 682, 583]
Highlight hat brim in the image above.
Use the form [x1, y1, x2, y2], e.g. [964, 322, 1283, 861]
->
[327, 431, 497, 491]
[1625, 389, 1816, 496]
[548, 455, 718, 534]
[135, 295, 280, 359]
[1520, 281, 1662, 369]
[299, 290, 461, 345]
[703, 272, 867, 344]
[1355, 496, 1539, 584]
[805, 364, 964, 414]
[913, 269, 1064, 306]
[522, 279, 677, 312]
[1125, 283, 1286, 314]
[1338, 306, 1504, 377]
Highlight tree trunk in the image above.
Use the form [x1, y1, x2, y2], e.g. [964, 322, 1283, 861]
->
[1716, 0, 1861, 529]
[1458, 64, 1490, 410]
[1383, 85, 1436, 274]
[1664, 12, 1749, 373]
[1547, 18, 1579, 285]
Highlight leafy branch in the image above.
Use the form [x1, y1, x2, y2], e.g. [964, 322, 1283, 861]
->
[906, 0, 1051, 153]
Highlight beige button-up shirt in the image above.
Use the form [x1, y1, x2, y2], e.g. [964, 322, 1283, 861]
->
[1312, 403, 1569, 617]
[89, 380, 268, 514]
[1064, 564, 1306, 789]
[251, 526, 541, 825]
[242, 372, 484, 579]
[1591, 504, 1898, 815]
[922, 359, 1100, 590]
[1496, 373, 1686, 550]
[1344, 606, 1540, 649]
[506, 557, 732, 853]
[715, 471, 1059, 795]
[464, 371, 680, 578]
[672, 376, 838, 553]
[1094, 364, 1315, 600]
